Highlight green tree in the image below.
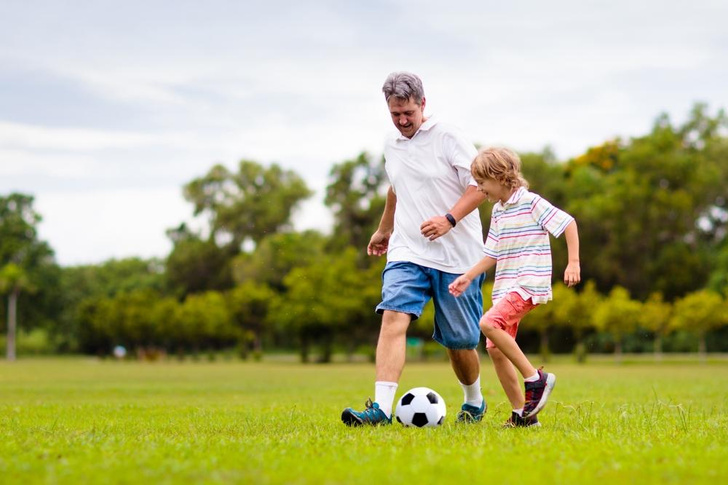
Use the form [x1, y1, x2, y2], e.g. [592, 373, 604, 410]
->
[165, 225, 234, 297]
[324, 152, 387, 255]
[638, 292, 674, 361]
[231, 230, 327, 292]
[593, 286, 643, 363]
[0, 263, 35, 361]
[270, 248, 381, 363]
[227, 281, 275, 359]
[554, 281, 601, 363]
[565, 105, 728, 300]
[522, 282, 574, 362]
[57, 257, 165, 351]
[671, 290, 728, 363]
[183, 160, 313, 249]
[0, 193, 57, 358]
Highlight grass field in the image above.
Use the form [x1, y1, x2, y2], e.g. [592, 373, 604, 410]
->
[1, 357, 727, 484]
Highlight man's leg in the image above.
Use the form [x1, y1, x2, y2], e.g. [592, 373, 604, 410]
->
[375, 310, 411, 382]
[448, 348, 486, 422]
[446, 347, 480, 386]
[341, 310, 411, 426]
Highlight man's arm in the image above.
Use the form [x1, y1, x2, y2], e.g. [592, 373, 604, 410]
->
[367, 187, 397, 256]
[420, 185, 487, 241]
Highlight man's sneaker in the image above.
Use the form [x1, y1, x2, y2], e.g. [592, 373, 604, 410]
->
[341, 398, 392, 426]
[523, 368, 556, 418]
[456, 400, 487, 423]
[503, 411, 541, 428]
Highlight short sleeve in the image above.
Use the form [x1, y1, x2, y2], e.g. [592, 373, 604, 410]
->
[530, 196, 574, 238]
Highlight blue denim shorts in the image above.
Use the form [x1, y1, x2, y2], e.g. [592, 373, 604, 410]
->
[375, 261, 485, 350]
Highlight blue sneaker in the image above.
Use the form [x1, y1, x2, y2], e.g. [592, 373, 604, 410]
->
[523, 368, 556, 418]
[456, 400, 487, 423]
[341, 398, 392, 426]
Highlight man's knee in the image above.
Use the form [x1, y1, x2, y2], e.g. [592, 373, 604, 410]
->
[380, 311, 411, 337]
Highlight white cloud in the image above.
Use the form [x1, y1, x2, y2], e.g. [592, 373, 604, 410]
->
[35, 187, 191, 265]
[1, 0, 727, 266]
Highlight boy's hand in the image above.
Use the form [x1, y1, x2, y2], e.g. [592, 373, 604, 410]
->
[448, 275, 472, 297]
[564, 261, 581, 287]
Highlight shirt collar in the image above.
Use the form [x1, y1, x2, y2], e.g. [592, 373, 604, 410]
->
[497, 186, 527, 209]
[396, 115, 437, 141]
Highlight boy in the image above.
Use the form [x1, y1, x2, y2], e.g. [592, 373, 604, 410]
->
[449, 147, 581, 426]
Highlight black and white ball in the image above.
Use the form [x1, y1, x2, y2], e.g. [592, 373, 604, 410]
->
[395, 387, 446, 427]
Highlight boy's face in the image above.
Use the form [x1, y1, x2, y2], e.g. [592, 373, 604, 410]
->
[387, 96, 425, 138]
[476, 178, 513, 204]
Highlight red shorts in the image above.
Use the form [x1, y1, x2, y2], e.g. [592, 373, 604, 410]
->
[481, 292, 538, 349]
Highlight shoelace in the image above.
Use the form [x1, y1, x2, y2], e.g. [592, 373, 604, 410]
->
[362, 398, 380, 419]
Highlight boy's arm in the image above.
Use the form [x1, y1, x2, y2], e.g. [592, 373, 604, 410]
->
[368, 187, 396, 256]
[448, 256, 497, 297]
[563, 220, 581, 287]
[421, 185, 487, 241]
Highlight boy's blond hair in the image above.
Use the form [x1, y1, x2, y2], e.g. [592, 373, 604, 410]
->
[471, 147, 529, 189]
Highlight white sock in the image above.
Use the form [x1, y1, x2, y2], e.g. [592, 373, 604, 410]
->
[513, 408, 524, 417]
[524, 372, 540, 383]
[375, 381, 398, 417]
[460, 376, 484, 408]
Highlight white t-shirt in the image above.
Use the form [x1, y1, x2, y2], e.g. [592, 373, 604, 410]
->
[383, 116, 484, 273]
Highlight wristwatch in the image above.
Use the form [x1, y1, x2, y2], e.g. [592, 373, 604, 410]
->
[445, 213, 457, 227]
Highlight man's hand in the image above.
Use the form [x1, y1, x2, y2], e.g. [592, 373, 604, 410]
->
[367, 231, 391, 256]
[420, 216, 452, 241]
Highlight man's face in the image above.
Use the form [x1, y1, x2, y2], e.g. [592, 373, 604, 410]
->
[387, 96, 425, 138]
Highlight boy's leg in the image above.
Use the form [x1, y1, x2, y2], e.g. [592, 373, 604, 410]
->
[480, 293, 556, 419]
[483, 325, 537, 379]
[487, 347, 523, 410]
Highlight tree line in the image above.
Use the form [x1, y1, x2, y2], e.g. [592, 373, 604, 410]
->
[2, 103, 727, 362]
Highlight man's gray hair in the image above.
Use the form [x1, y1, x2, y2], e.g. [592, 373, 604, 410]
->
[382, 72, 425, 105]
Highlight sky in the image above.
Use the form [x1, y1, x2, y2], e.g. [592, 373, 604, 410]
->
[1, 0, 727, 266]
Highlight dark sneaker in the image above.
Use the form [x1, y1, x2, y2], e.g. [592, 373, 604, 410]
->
[523, 368, 556, 418]
[503, 411, 541, 428]
[341, 398, 392, 426]
[456, 400, 487, 423]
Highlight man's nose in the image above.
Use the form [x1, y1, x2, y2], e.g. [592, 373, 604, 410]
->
[398, 116, 408, 125]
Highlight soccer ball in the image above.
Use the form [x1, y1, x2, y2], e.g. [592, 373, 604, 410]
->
[395, 387, 446, 427]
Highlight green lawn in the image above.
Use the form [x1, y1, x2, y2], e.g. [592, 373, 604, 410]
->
[1, 357, 726, 484]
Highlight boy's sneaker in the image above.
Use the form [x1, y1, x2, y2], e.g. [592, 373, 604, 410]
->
[341, 398, 392, 426]
[523, 368, 556, 418]
[503, 411, 541, 428]
[456, 400, 487, 423]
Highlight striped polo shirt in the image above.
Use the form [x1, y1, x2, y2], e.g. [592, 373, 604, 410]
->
[484, 187, 574, 305]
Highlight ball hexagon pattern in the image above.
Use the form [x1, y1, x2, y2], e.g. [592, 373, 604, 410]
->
[394, 387, 447, 427]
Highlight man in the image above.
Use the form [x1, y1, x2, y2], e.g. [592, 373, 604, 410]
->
[341, 72, 488, 426]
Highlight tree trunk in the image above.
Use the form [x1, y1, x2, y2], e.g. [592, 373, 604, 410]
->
[300, 334, 310, 363]
[614, 339, 622, 365]
[574, 330, 587, 364]
[654, 333, 663, 362]
[6, 288, 18, 361]
[539, 328, 550, 363]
